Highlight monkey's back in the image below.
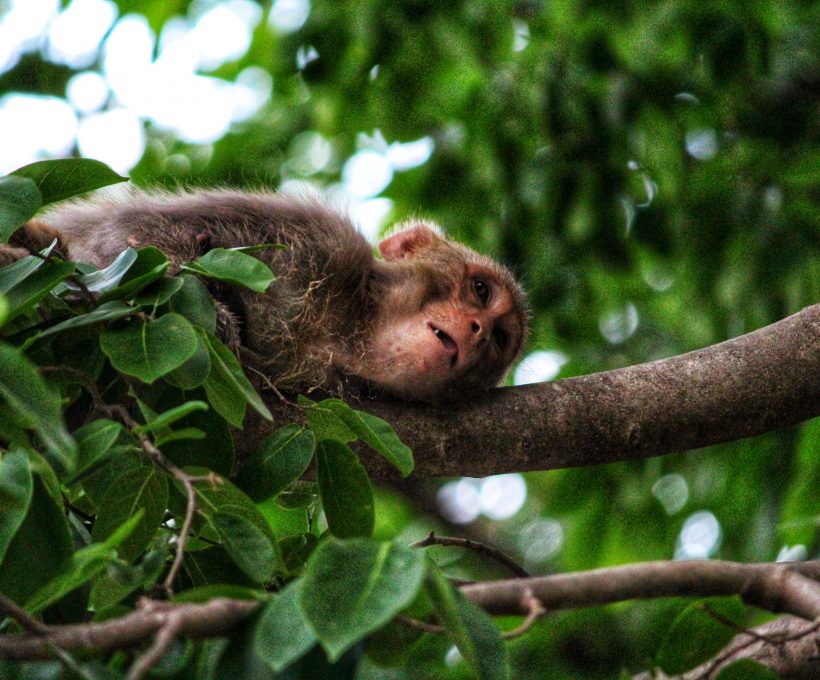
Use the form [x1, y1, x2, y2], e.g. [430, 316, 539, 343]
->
[41, 188, 378, 393]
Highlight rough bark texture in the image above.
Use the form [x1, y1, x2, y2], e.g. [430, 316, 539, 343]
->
[244, 303, 820, 478]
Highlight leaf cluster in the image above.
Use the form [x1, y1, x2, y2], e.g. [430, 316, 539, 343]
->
[0, 158, 522, 679]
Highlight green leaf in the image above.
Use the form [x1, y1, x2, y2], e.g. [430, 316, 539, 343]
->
[133, 400, 209, 436]
[213, 510, 279, 584]
[0, 344, 76, 478]
[91, 466, 169, 562]
[133, 276, 185, 308]
[11, 158, 127, 205]
[275, 480, 319, 509]
[425, 566, 510, 680]
[200, 329, 272, 426]
[70, 418, 124, 480]
[255, 580, 317, 672]
[164, 331, 212, 390]
[0, 476, 73, 604]
[300, 395, 356, 444]
[301, 537, 427, 661]
[0, 242, 55, 294]
[157, 390, 234, 475]
[182, 248, 275, 293]
[79, 247, 138, 292]
[99, 246, 169, 301]
[4, 260, 74, 323]
[0, 450, 33, 564]
[316, 440, 374, 538]
[172, 584, 266, 603]
[188, 471, 280, 583]
[0, 175, 41, 243]
[100, 312, 198, 383]
[323, 400, 413, 476]
[167, 274, 217, 332]
[26, 512, 142, 614]
[713, 659, 781, 680]
[35, 300, 133, 340]
[656, 597, 746, 674]
[279, 533, 318, 574]
[236, 425, 316, 502]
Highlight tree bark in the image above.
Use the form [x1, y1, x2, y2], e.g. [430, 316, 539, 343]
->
[244, 303, 820, 478]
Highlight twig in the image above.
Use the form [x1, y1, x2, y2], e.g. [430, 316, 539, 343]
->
[411, 531, 529, 578]
[700, 603, 771, 642]
[394, 615, 445, 634]
[0, 594, 49, 635]
[501, 588, 546, 639]
[245, 364, 297, 406]
[125, 613, 182, 680]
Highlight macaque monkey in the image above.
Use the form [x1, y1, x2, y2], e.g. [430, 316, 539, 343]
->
[9, 190, 528, 401]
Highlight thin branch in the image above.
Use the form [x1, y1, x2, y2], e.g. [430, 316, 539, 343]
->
[411, 531, 530, 578]
[125, 605, 182, 680]
[501, 588, 546, 639]
[243, 303, 820, 478]
[0, 598, 257, 661]
[0, 594, 49, 635]
[394, 615, 445, 634]
[633, 616, 820, 680]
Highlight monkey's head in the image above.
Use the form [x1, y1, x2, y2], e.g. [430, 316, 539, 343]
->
[351, 223, 528, 401]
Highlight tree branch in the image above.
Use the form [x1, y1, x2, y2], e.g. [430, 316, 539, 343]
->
[461, 560, 820, 620]
[246, 303, 819, 478]
[634, 616, 820, 680]
[2, 561, 816, 663]
[0, 598, 257, 661]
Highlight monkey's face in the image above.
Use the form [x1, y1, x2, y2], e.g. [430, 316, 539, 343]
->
[352, 224, 528, 400]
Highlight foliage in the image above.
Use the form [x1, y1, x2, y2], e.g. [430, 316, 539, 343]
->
[0, 0, 818, 677]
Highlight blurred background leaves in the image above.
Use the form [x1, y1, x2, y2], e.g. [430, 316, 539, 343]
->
[0, 0, 817, 677]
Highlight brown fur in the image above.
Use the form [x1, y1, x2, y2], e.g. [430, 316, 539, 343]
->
[7, 188, 528, 401]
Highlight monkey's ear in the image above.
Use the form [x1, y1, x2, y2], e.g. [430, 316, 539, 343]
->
[378, 224, 443, 261]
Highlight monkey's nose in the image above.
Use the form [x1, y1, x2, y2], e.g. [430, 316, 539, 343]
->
[470, 320, 481, 333]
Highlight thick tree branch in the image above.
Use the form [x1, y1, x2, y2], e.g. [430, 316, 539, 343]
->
[247, 303, 819, 477]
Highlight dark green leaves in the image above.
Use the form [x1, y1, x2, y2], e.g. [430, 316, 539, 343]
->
[301, 538, 427, 660]
[656, 597, 746, 674]
[182, 248, 275, 293]
[3, 260, 74, 323]
[0, 175, 41, 243]
[200, 329, 272, 425]
[0, 344, 75, 477]
[255, 580, 318, 672]
[425, 566, 510, 680]
[302, 397, 414, 476]
[237, 425, 315, 502]
[317, 440, 374, 538]
[91, 466, 169, 562]
[0, 450, 33, 563]
[11, 158, 127, 206]
[100, 312, 198, 383]
[191, 473, 280, 583]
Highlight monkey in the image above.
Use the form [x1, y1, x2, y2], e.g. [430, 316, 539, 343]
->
[6, 189, 528, 401]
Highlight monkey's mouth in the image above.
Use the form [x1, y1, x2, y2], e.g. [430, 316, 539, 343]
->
[429, 323, 458, 366]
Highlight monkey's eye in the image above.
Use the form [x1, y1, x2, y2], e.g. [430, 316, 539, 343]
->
[492, 327, 508, 351]
[471, 277, 491, 305]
